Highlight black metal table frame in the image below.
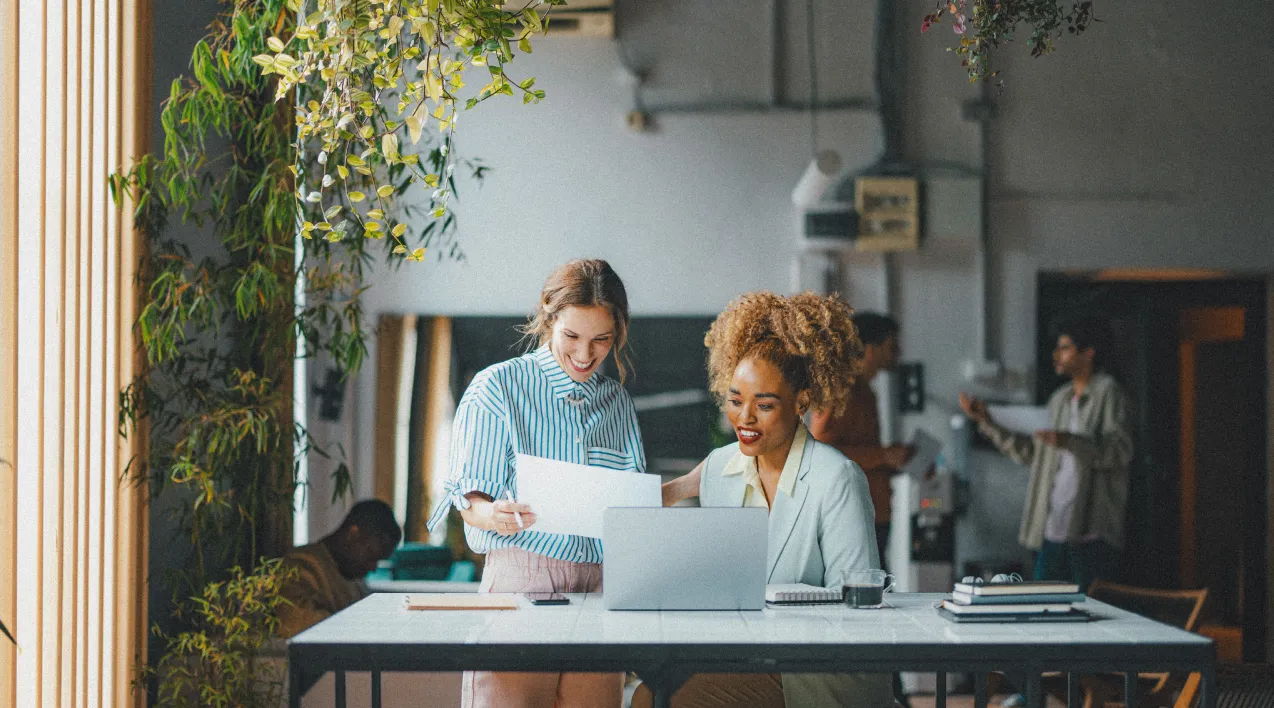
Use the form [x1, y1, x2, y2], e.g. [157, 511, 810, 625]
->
[287, 642, 1217, 708]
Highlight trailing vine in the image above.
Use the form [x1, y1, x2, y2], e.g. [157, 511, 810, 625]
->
[922, 0, 1097, 83]
[111, 0, 558, 702]
[256, 0, 558, 257]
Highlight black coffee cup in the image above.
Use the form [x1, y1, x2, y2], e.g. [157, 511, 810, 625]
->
[843, 583, 885, 608]
[842, 569, 894, 608]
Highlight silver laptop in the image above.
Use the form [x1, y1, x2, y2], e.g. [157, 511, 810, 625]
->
[603, 507, 768, 610]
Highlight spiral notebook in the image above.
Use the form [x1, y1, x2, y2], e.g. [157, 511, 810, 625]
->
[765, 584, 842, 605]
[403, 593, 519, 611]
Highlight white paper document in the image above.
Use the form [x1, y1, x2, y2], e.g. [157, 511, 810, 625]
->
[987, 405, 1051, 435]
[900, 429, 942, 479]
[514, 454, 661, 538]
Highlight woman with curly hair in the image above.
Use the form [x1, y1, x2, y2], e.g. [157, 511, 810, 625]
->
[638, 292, 893, 708]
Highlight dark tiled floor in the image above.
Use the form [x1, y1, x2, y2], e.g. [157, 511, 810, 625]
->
[907, 695, 1067, 708]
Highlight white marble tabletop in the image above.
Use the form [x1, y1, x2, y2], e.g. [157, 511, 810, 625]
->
[289, 592, 1212, 676]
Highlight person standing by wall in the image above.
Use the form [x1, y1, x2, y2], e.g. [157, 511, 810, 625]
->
[808, 312, 912, 570]
[959, 316, 1134, 591]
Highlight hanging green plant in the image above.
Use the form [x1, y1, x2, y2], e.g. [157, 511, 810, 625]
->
[255, 0, 559, 261]
[111, 0, 564, 702]
[921, 0, 1097, 83]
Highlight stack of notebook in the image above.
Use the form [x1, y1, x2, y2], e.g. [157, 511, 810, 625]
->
[765, 583, 843, 606]
[938, 580, 1088, 622]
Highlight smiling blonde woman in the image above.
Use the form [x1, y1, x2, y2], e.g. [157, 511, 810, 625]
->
[645, 292, 894, 708]
[426, 259, 645, 708]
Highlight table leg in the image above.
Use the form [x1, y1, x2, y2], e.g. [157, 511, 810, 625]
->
[288, 662, 303, 708]
[335, 670, 346, 708]
[646, 668, 692, 708]
[1067, 671, 1081, 708]
[371, 669, 382, 708]
[1199, 664, 1216, 708]
[974, 673, 989, 708]
[936, 671, 947, 708]
[1123, 671, 1139, 708]
[1025, 671, 1042, 708]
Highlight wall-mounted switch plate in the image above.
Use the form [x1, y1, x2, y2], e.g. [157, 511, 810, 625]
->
[897, 362, 925, 413]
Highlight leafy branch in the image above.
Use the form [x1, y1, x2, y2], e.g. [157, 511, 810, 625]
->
[254, 0, 557, 260]
[922, 0, 1097, 83]
[143, 560, 297, 708]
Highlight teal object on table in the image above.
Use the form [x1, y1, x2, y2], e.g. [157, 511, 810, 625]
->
[445, 560, 476, 582]
[389, 543, 453, 580]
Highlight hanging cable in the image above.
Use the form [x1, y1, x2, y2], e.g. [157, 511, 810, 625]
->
[805, 0, 819, 155]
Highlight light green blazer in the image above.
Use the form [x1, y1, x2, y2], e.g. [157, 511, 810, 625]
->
[699, 429, 895, 708]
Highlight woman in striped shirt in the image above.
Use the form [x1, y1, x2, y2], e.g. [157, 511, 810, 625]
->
[426, 258, 644, 708]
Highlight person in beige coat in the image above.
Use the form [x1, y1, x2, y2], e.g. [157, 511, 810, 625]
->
[643, 292, 894, 708]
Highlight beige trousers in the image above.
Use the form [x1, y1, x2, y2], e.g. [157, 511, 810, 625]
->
[462, 547, 623, 708]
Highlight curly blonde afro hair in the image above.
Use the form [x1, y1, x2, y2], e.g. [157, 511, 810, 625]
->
[705, 292, 864, 417]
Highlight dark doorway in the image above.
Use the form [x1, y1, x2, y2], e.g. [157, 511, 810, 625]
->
[1037, 273, 1267, 662]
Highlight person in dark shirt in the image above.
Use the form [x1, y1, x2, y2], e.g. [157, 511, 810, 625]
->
[275, 499, 401, 639]
[809, 312, 913, 569]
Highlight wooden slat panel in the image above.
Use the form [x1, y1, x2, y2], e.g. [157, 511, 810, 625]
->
[69, 0, 94, 702]
[82, 0, 105, 699]
[43, 0, 68, 701]
[91, 0, 114, 703]
[8, 0, 149, 704]
[59, 0, 86, 703]
[117, 0, 149, 699]
[104, 0, 123, 701]
[0, 0, 21, 703]
[124, 0, 152, 696]
[36, 0, 56, 701]
[14, 1, 47, 702]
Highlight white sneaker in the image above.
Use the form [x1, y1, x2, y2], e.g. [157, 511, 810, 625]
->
[999, 693, 1025, 708]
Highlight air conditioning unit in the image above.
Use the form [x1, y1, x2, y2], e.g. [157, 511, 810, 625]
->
[544, 0, 613, 38]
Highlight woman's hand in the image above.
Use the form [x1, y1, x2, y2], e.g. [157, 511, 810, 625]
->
[661, 461, 703, 506]
[461, 493, 537, 535]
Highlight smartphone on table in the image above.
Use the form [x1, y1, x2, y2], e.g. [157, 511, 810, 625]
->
[525, 592, 569, 606]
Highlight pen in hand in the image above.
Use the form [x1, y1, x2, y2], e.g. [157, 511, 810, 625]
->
[505, 489, 524, 529]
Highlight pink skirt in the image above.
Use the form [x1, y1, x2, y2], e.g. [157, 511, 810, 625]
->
[462, 547, 622, 708]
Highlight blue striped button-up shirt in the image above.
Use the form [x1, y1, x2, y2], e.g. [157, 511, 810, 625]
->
[426, 344, 646, 564]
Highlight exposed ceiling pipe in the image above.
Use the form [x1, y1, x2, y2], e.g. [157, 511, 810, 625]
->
[964, 82, 996, 364]
[873, 0, 903, 168]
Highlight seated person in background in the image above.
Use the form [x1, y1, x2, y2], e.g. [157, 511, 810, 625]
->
[647, 292, 893, 708]
[274, 499, 402, 639]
